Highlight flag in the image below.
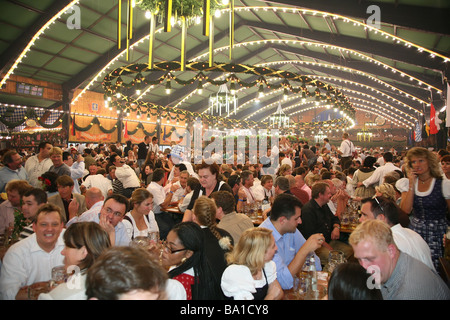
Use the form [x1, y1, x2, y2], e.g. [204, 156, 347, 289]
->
[414, 121, 422, 142]
[421, 114, 428, 139]
[123, 120, 129, 140]
[429, 102, 438, 134]
[447, 82, 450, 127]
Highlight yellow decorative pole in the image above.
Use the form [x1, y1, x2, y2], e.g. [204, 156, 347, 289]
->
[148, 12, 155, 68]
[165, 0, 172, 32]
[209, 15, 214, 67]
[229, 0, 234, 60]
[126, 0, 131, 60]
[117, 0, 121, 49]
[181, 16, 186, 71]
[203, 0, 210, 37]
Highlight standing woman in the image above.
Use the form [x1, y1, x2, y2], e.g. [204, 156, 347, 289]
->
[122, 188, 159, 240]
[161, 222, 223, 300]
[39, 222, 111, 300]
[221, 227, 283, 300]
[183, 161, 232, 222]
[400, 147, 450, 270]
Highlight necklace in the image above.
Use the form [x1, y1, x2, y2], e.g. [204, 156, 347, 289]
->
[418, 176, 432, 184]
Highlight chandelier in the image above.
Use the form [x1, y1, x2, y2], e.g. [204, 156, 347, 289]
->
[208, 84, 238, 116]
[357, 122, 375, 141]
[270, 101, 290, 128]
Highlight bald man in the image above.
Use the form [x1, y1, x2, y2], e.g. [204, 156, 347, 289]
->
[66, 187, 104, 227]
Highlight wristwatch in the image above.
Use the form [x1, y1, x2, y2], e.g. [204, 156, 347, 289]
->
[333, 224, 341, 230]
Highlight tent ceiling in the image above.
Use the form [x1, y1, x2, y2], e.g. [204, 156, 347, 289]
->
[0, 0, 449, 128]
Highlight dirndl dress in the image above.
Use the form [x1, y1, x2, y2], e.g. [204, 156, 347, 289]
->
[410, 178, 448, 270]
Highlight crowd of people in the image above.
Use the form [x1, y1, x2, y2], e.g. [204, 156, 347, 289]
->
[0, 132, 449, 300]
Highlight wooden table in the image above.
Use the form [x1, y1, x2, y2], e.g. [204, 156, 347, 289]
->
[283, 271, 329, 300]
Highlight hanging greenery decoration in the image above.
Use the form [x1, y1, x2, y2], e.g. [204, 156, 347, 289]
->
[137, 0, 225, 20]
[102, 61, 356, 131]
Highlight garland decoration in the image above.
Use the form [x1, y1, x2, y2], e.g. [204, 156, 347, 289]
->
[102, 61, 356, 132]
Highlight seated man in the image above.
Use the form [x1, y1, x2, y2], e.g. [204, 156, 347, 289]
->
[0, 203, 65, 300]
[0, 179, 32, 235]
[19, 188, 48, 240]
[111, 153, 140, 198]
[47, 175, 87, 224]
[0, 149, 28, 193]
[81, 168, 113, 198]
[350, 220, 450, 300]
[297, 182, 353, 264]
[259, 193, 325, 290]
[147, 168, 179, 240]
[211, 190, 254, 244]
[47, 147, 71, 178]
[238, 170, 257, 205]
[359, 196, 436, 272]
[66, 187, 104, 227]
[76, 193, 131, 246]
[169, 170, 189, 204]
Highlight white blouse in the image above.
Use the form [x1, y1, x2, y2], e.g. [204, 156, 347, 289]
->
[122, 211, 159, 239]
[221, 261, 277, 300]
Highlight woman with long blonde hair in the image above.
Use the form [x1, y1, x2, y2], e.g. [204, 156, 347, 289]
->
[221, 227, 283, 300]
[400, 147, 450, 270]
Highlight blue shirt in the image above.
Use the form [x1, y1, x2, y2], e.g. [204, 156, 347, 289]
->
[0, 166, 28, 193]
[259, 218, 321, 289]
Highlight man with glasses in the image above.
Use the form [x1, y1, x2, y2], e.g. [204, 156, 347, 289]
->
[74, 194, 130, 246]
[359, 196, 436, 272]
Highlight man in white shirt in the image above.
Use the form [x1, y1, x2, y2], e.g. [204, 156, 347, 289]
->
[0, 203, 65, 300]
[147, 168, 179, 240]
[280, 152, 294, 169]
[170, 170, 189, 203]
[337, 132, 354, 170]
[81, 171, 113, 198]
[62, 152, 85, 194]
[24, 141, 53, 189]
[66, 187, 104, 227]
[359, 196, 436, 272]
[238, 170, 256, 204]
[358, 152, 398, 189]
[112, 154, 140, 198]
